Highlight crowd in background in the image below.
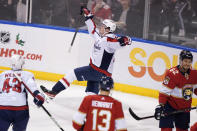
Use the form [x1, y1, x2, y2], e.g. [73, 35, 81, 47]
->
[0, 0, 197, 48]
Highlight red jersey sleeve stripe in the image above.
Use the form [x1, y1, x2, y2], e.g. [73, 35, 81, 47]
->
[91, 19, 96, 34]
[62, 78, 70, 87]
[107, 37, 118, 42]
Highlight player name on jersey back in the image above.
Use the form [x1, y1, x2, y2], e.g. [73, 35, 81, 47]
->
[92, 100, 113, 109]
[4, 73, 21, 78]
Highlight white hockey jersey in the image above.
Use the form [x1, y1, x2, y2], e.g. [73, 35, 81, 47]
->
[85, 19, 122, 76]
[0, 70, 37, 110]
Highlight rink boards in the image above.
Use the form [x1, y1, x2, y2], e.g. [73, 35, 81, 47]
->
[0, 20, 197, 105]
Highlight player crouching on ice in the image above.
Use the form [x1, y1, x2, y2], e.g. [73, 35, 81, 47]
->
[0, 54, 45, 131]
[41, 7, 131, 98]
[154, 50, 197, 131]
[72, 76, 127, 131]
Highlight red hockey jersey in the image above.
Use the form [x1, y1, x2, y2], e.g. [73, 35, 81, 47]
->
[72, 95, 127, 131]
[191, 122, 197, 131]
[159, 66, 197, 110]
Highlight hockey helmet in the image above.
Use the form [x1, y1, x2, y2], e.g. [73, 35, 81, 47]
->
[99, 76, 114, 91]
[179, 50, 193, 61]
[10, 54, 25, 71]
[102, 19, 116, 33]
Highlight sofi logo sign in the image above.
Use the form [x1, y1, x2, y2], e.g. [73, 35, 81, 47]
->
[128, 48, 197, 82]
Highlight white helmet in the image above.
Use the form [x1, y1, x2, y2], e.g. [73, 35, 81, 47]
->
[10, 54, 25, 71]
[102, 19, 116, 32]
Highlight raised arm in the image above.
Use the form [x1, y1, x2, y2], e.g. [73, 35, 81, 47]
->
[81, 7, 101, 41]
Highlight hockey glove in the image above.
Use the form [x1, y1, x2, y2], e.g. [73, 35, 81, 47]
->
[40, 85, 58, 99]
[154, 104, 165, 120]
[80, 7, 94, 20]
[118, 36, 132, 46]
[194, 88, 197, 96]
[33, 90, 45, 107]
[77, 124, 85, 131]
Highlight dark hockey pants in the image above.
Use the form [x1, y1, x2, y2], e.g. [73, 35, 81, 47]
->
[0, 109, 29, 131]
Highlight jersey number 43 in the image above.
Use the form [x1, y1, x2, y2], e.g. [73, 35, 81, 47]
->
[2, 78, 22, 93]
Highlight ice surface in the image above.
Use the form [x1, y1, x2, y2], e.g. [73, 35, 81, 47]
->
[8, 80, 197, 131]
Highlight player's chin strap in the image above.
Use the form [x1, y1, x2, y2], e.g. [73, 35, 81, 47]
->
[13, 72, 65, 131]
[101, 30, 111, 37]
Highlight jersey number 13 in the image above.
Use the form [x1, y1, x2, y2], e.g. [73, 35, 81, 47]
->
[92, 109, 112, 130]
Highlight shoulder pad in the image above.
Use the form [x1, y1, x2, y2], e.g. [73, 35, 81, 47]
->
[23, 71, 34, 77]
[167, 67, 179, 76]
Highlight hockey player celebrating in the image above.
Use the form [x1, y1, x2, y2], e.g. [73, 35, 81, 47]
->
[41, 7, 131, 98]
[154, 50, 197, 131]
[0, 54, 45, 131]
[72, 76, 127, 131]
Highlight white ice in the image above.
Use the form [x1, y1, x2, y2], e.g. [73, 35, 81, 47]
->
[8, 80, 197, 131]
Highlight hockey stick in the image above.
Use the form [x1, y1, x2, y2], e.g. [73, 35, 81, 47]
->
[13, 72, 64, 131]
[129, 106, 197, 121]
[68, 1, 87, 53]
[128, 107, 155, 120]
[68, 27, 79, 53]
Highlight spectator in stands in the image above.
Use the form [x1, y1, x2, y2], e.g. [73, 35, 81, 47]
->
[68, 0, 84, 28]
[0, 0, 16, 21]
[16, 0, 26, 22]
[191, 0, 197, 18]
[112, 0, 131, 35]
[32, 0, 53, 25]
[112, 0, 144, 37]
[149, 0, 163, 35]
[161, 0, 191, 37]
[50, 0, 69, 27]
[50, 0, 82, 28]
[90, 0, 112, 25]
[191, 0, 197, 40]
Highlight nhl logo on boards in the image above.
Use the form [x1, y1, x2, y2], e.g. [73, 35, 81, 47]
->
[0, 31, 10, 44]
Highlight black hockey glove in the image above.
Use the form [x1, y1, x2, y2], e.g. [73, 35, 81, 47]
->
[77, 124, 85, 131]
[154, 104, 165, 120]
[40, 85, 58, 99]
[80, 6, 94, 20]
[194, 88, 197, 96]
[118, 36, 132, 46]
[33, 90, 45, 107]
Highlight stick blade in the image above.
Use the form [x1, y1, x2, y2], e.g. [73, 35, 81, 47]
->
[128, 107, 141, 120]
